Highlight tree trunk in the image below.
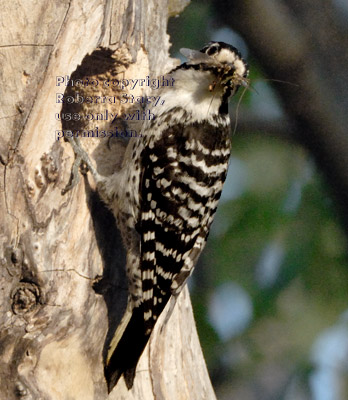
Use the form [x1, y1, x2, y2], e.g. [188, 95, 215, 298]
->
[0, 1, 216, 399]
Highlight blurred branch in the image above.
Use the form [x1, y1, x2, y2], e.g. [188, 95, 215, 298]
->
[215, 0, 348, 238]
[233, 111, 293, 140]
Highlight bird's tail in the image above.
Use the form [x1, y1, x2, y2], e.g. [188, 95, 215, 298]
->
[105, 304, 150, 392]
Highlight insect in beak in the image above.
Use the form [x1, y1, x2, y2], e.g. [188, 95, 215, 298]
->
[209, 81, 217, 92]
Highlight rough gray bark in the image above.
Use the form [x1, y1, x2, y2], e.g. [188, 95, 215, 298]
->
[0, 1, 217, 399]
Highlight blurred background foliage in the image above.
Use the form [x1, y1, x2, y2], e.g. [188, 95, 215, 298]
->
[168, 1, 348, 399]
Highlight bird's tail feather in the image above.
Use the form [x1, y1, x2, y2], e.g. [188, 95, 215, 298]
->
[105, 304, 150, 392]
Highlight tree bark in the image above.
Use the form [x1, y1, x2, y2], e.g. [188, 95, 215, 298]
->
[0, 1, 216, 399]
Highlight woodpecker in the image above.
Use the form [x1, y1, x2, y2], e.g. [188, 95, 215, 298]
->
[62, 41, 249, 392]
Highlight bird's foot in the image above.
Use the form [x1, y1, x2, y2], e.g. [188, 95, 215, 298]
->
[61, 136, 99, 195]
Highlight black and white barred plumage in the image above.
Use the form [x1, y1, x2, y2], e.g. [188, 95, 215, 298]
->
[64, 41, 248, 392]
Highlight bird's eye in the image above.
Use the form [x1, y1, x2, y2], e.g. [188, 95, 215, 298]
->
[207, 46, 218, 56]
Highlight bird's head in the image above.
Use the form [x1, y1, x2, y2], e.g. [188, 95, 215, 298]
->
[180, 41, 249, 96]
